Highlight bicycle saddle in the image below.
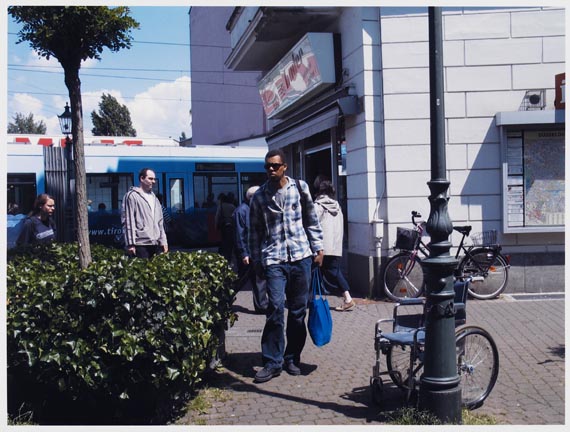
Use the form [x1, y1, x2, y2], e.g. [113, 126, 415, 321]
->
[453, 225, 472, 235]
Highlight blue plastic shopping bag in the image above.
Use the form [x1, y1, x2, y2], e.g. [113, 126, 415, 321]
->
[308, 267, 333, 347]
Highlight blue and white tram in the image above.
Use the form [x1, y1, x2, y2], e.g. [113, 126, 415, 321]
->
[7, 134, 267, 249]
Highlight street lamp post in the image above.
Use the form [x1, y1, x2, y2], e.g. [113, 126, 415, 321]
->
[418, 7, 462, 423]
[58, 102, 76, 242]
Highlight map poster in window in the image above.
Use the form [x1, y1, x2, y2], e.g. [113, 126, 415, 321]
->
[523, 130, 565, 226]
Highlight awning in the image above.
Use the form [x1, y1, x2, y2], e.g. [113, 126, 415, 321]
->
[266, 95, 358, 149]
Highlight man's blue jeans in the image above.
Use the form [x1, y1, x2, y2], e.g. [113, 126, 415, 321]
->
[262, 256, 312, 369]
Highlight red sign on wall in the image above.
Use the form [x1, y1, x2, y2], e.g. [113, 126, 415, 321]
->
[257, 33, 335, 119]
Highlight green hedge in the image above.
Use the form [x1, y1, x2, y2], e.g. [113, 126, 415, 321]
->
[7, 243, 236, 424]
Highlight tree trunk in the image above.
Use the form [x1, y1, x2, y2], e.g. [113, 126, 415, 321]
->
[64, 66, 92, 269]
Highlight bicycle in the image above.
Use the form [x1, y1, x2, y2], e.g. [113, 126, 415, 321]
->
[383, 211, 510, 301]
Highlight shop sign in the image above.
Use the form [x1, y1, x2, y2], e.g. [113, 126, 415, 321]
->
[554, 73, 565, 109]
[258, 33, 335, 118]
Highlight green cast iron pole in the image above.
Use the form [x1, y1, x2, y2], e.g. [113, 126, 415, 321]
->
[418, 7, 462, 424]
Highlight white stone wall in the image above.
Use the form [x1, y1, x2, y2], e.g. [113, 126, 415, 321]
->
[380, 7, 565, 255]
[339, 8, 387, 258]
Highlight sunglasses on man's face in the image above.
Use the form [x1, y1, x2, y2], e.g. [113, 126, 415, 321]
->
[263, 163, 285, 171]
[264, 163, 285, 171]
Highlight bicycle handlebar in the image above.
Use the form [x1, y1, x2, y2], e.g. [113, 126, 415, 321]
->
[411, 211, 422, 226]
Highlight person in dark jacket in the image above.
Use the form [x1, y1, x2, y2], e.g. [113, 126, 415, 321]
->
[233, 186, 268, 314]
[16, 193, 57, 246]
[121, 168, 168, 258]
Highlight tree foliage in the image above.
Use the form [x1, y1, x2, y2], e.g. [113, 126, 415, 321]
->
[8, 6, 139, 269]
[8, 112, 47, 134]
[8, 6, 139, 69]
[91, 94, 136, 136]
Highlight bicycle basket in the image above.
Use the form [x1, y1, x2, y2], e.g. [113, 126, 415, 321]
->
[470, 230, 497, 246]
[395, 227, 420, 250]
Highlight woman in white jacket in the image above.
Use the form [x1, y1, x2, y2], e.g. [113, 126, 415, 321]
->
[314, 178, 355, 311]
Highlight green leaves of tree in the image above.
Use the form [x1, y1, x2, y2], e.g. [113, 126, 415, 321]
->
[8, 6, 140, 65]
[91, 93, 137, 136]
[8, 112, 47, 134]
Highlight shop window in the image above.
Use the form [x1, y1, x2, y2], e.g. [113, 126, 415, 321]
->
[503, 130, 565, 233]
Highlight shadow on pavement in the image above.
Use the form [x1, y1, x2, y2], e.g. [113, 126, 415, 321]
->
[204, 351, 410, 424]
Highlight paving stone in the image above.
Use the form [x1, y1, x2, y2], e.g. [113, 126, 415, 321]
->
[178, 290, 564, 426]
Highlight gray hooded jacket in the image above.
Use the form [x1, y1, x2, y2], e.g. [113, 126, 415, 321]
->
[121, 187, 167, 248]
[314, 195, 344, 256]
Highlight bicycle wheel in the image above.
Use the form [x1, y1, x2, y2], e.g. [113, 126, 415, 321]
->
[455, 326, 499, 409]
[459, 249, 509, 299]
[386, 344, 422, 389]
[383, 252, 425, 301]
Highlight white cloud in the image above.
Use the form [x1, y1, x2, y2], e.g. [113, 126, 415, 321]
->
[11, 93, 44, 114]
[9, 93, 61, 135]
[9, 78, 193, 140]
[127, 76, 191, 139]
[26, 51, 60, 67]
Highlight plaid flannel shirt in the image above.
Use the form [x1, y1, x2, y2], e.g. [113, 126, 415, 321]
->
[249, 177, 324, 266]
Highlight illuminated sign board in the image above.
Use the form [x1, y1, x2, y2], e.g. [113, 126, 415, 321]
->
[258, 33, 335, 118]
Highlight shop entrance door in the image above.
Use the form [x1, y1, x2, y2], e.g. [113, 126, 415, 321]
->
[304, 144, 332, 195]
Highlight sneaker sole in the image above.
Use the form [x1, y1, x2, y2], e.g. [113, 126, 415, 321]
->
[335, 304, 355, 312]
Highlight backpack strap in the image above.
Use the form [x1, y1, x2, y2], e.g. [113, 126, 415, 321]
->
[295, 178, 310, 230]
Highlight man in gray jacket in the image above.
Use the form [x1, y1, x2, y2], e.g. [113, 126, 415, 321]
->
[121, 168, 168, 258]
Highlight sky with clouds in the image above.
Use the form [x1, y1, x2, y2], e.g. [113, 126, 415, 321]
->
[7, 6, 192, 139]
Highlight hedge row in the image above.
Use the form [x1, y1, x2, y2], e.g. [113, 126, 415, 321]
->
[7, 243, 236, 424]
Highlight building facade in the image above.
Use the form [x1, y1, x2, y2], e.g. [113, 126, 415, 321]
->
[189, 6, 566, 297]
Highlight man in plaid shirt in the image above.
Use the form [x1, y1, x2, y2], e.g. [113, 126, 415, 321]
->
[249, 148, 324, 383]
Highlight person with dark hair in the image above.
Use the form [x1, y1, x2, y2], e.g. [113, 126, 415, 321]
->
[121, 167, 168, 258]
[313, 178, 355, 311]
[97, 202, 107, 212]
[8, 202, 20, 215]
[249, 149, 324, 383]
[233, 185, 268, 314]
[16, 193, 56, 245]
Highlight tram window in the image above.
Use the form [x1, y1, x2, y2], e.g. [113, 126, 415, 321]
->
[240, 172, 267, 202]
[169, 178, 185, 213]
[193, 173, 238, 208]
[86, 173, 133, 211]
[8, 173, 36, 215]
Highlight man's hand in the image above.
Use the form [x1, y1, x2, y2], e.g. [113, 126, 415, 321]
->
[127, 246, 136, 256]
[314, 250, 324, 267]
[242, 256, 250, 265]
[162, 244, 169, 253]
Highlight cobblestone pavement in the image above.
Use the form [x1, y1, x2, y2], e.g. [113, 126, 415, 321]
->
[177, 289, 565, 426]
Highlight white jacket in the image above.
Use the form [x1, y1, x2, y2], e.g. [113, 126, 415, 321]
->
[314, 195, 344, 256]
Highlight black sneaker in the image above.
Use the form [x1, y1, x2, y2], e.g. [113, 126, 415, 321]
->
[284, 361, 301, 376]
[254, 366, 282, 383]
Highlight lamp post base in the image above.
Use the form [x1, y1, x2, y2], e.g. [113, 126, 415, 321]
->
[419, 384, 462, 424]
